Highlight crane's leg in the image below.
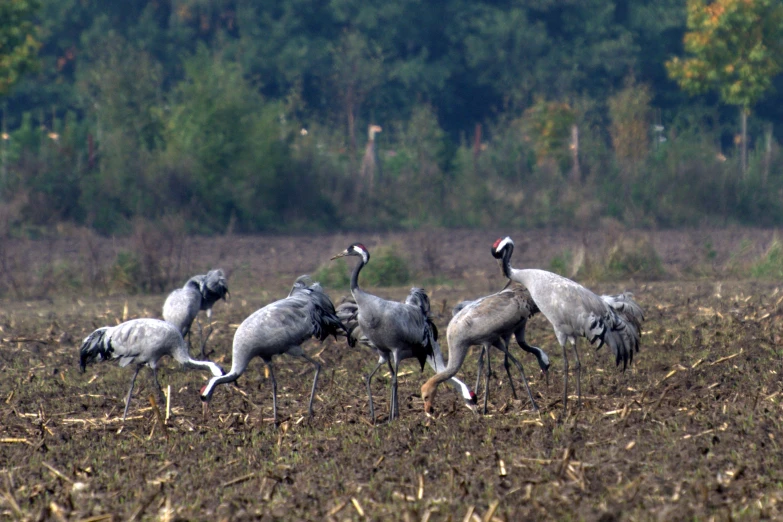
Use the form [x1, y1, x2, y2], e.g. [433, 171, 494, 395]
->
[265, 360, 278, 426]
[559, 334, 569, 418]
[504, 349, 538, 411]
[123, 366, 142, 422]
[200, 309, 214, 359]
[502, 353, 518, 400]
[366, 359, 385, 424]
[482, 346, 492, 415]
[571, 338, 582, 408]
[300, 352, 321, 418]
[149, 367, 166, 406]
[474, 346, 485, 397]
[388, 355, 400, 422]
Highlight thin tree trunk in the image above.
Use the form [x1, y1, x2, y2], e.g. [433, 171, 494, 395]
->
[741, 107, 748, 179]
[763, 123, 772, 187]
[570, 124, 580, 184]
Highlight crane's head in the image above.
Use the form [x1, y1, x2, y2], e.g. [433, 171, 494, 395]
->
[330, 243, 370, 264]
[491, 237, 514, 259]
[421, 379, 439, 415]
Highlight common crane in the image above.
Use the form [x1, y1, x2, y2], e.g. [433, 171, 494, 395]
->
[450, 283, 551, 414]
[490, 236, 644, 416]
[79, 318, 224, 421]
[200, 276, 345, 425]
[331, 243, 437, 421]
[421, 284, 550, 415]
[337, 293, 477, 422]
[163, 269, 229, 358]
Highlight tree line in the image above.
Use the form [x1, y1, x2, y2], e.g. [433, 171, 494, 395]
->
[1, 0, 782, 235]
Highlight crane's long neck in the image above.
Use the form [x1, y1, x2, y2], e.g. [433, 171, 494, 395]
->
[350, 256, 367, 294]
[423, 339, 469, 392]
[172, 341, 223, 377]
[501, 246, 534, 288]
[200, 347, 253, 400]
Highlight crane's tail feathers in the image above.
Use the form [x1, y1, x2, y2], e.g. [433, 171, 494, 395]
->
[406, 288, 432, 317]
[299, 278, 348, 341]
[601, 292, 645, 331]
[586, 306, 642, 372]
[79, 327, 111, 372]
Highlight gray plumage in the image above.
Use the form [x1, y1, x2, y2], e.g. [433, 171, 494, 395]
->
[337, 294, 476, 422]
[421, 283, 550, 415]
[200, 276, 346, 425]
[450, 283, 551, 413]
[163, 269, 229, 358]
[331, 243, 437, 422]
[491, 236, 644, 416]
[79, 318, 224, 421]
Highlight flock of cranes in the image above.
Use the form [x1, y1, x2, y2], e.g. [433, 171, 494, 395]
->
[79, 237, 644, 424]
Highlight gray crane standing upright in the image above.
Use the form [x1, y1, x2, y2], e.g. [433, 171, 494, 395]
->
[200, 276, 346, 425]
[450, 283, 551, 414]
[490, 236, 644, 416]
[79, 318, 224, 421]
[163, 269, 229, 358]
[331, 243, 438, 422]
[337, 292, 477, 423]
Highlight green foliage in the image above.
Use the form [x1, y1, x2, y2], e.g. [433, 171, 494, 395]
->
[0, 0, 40, 96]
[1, 1, 783, 233]
[603, 238, 666, 280]
[549, 250, 573, 278]
[749, 238, 783, 279]
[313, 259, 351, 290]
[109, 251, 142, 293]
[666, 0, 783, 110]
[361, 246, 411, 287]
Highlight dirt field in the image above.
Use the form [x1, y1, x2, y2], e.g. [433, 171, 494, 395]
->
[2, 229, 783, 521]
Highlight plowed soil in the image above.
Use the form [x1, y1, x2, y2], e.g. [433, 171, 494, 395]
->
[1, 229, 783, 521]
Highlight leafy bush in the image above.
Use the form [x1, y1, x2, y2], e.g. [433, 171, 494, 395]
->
[313, 258, 351, 290]
[603, 237, 666, 280]
[109, 251, 142, 293]
[749, 238, 783, 279]
[362, 246, 411, 287]
[549, 250, 573, 277]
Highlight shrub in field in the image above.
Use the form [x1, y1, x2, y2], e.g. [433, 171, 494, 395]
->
[110, 251, 142, 293]
[313, 258, 351, 290]
[576, 236, 665, 281]
[361, 246, 411, 287]
[603, 237, 666, 280]
[549, 250, 573, 277]
[749, 238, 783, 279]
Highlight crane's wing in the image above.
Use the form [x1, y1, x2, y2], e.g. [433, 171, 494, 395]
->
[601, 292, 644, 332]
[583, 292, 642, 371]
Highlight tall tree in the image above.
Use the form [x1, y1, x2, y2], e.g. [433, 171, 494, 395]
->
[0, 0, 41, 96]
[666, 0, 783, 176]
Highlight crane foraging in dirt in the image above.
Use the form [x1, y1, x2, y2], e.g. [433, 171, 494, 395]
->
[487, 236, 644, 416]
[450, 283, 551, 414]
[163, 269, 229, 358]
[79, 318, 224, 421]
[420, 283, 550, 416]
[200, 276, 345, 425]
[337, 293, 477, 423]
[331, 243, 439, 422]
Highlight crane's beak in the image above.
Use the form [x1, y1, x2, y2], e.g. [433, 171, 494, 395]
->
[225, 290, 231, 302]
[542, 369, 549, 387]
[330, 250, 348, 260]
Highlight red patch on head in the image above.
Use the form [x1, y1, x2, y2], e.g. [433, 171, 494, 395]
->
[469, 391, 478, 403]
[492, 238, 503, 250]
[356, 243, 367, 251]
[200, 385, 208, 396]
